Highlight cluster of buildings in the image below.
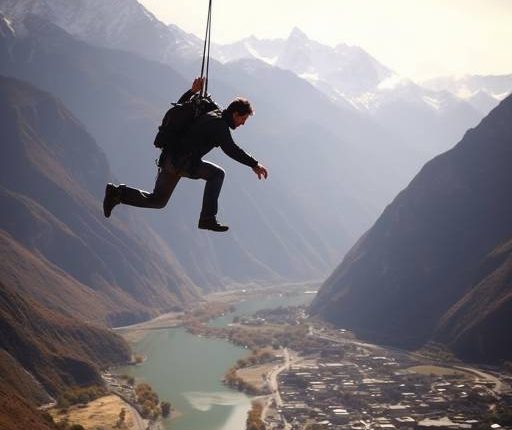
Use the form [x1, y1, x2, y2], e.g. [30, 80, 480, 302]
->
[237, 306, 307, 326]
[101, 371, 139, 407]
[264, 339, 512, 430]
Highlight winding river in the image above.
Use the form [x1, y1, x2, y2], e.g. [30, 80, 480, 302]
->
[119, 290, 315, 430]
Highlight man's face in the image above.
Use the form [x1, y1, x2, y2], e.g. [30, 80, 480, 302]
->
[232, 112, 250, 129]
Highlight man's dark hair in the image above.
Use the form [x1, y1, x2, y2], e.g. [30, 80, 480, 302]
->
[225, 98, 254, 116]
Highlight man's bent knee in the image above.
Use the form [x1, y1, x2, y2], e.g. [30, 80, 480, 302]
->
[152, 195, 170, 209]
[197, 161, 225, 181]
[215, 167, 225, 180]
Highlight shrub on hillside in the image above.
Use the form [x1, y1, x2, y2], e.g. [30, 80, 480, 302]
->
[57, 385, 107, 407]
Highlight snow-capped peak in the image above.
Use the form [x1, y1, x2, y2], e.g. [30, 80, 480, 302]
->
[288, 26, 309, 41]
[0, 0, 203, 63]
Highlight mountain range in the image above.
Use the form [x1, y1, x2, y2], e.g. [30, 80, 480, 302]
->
[211, 28, 495, 161]
[2, 0, 507, 161]
[213, 27, 392, 98]
[422, 74, 512, 115]
[311, 94, 512, 362]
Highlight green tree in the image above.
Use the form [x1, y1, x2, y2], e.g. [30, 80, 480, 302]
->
[161, 401, 171, 418]
[114, 407, 126, 428]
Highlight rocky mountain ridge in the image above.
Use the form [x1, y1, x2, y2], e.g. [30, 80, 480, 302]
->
[311, 94, 512, 362]
[0, 0, 490, 161]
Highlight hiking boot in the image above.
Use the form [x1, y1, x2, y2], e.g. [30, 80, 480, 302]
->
[198, 216, 229, 232]
[103, 183, 120, 218]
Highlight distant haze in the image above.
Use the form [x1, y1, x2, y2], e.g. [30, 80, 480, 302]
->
[138, 0, 512, 80]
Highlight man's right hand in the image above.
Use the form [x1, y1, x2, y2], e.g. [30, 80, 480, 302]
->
[252, 163, 268, 180]
[192, 77, 205, 93]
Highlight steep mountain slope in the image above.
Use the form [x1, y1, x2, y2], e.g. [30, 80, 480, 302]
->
[0, 278, 132, 428]
[311, 95, 512, 361]
[0, 385, 57, 430]
[0, 281, 131, 397]
[0, 75, 197, 325]
[436, 238, 512, 362]
[0, 347, 51, 406]
[0, 229, 109, 323]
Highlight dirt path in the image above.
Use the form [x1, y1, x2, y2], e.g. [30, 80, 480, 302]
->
[262, 348, 295, 430]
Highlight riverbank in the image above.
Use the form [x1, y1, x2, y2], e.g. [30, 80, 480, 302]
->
[114, 281, 320, 341]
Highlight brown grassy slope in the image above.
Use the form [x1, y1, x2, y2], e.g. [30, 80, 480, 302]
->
[0, 349, 51, 406]
[0, 228, 110, 322]
[0, 280, 131, 397]
[0, 386, 57, 430]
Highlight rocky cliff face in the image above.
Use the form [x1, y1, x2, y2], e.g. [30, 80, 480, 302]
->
[311, 94, 512, 362]
[0, 75, 198, 326]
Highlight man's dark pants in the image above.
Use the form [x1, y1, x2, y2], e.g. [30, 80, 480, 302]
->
[118, 153, 225, 219]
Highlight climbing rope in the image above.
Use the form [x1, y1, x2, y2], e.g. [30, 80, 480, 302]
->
[200, 0, 213, 98]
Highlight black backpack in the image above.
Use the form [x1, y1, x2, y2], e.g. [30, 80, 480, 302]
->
[153, 94, 219, 149]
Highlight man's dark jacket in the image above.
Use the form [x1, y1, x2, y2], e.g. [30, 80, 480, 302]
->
[169, 90, 258, 171]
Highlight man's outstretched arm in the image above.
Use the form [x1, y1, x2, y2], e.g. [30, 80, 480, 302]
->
[219, 134, 268, 180]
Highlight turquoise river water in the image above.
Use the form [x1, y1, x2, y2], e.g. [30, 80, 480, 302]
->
[119, 290, 315, 430]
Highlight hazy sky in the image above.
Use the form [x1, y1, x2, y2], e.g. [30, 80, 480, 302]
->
[138, 0, 512, 80]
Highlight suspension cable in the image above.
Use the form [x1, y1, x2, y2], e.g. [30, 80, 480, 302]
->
[205, 2, 212, 97]
[200, 0, 213, 98]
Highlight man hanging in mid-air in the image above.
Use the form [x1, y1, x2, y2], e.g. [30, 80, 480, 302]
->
[102, 77, 268, 232]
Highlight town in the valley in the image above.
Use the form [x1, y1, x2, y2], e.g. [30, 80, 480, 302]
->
[237, 306, 512, 430]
